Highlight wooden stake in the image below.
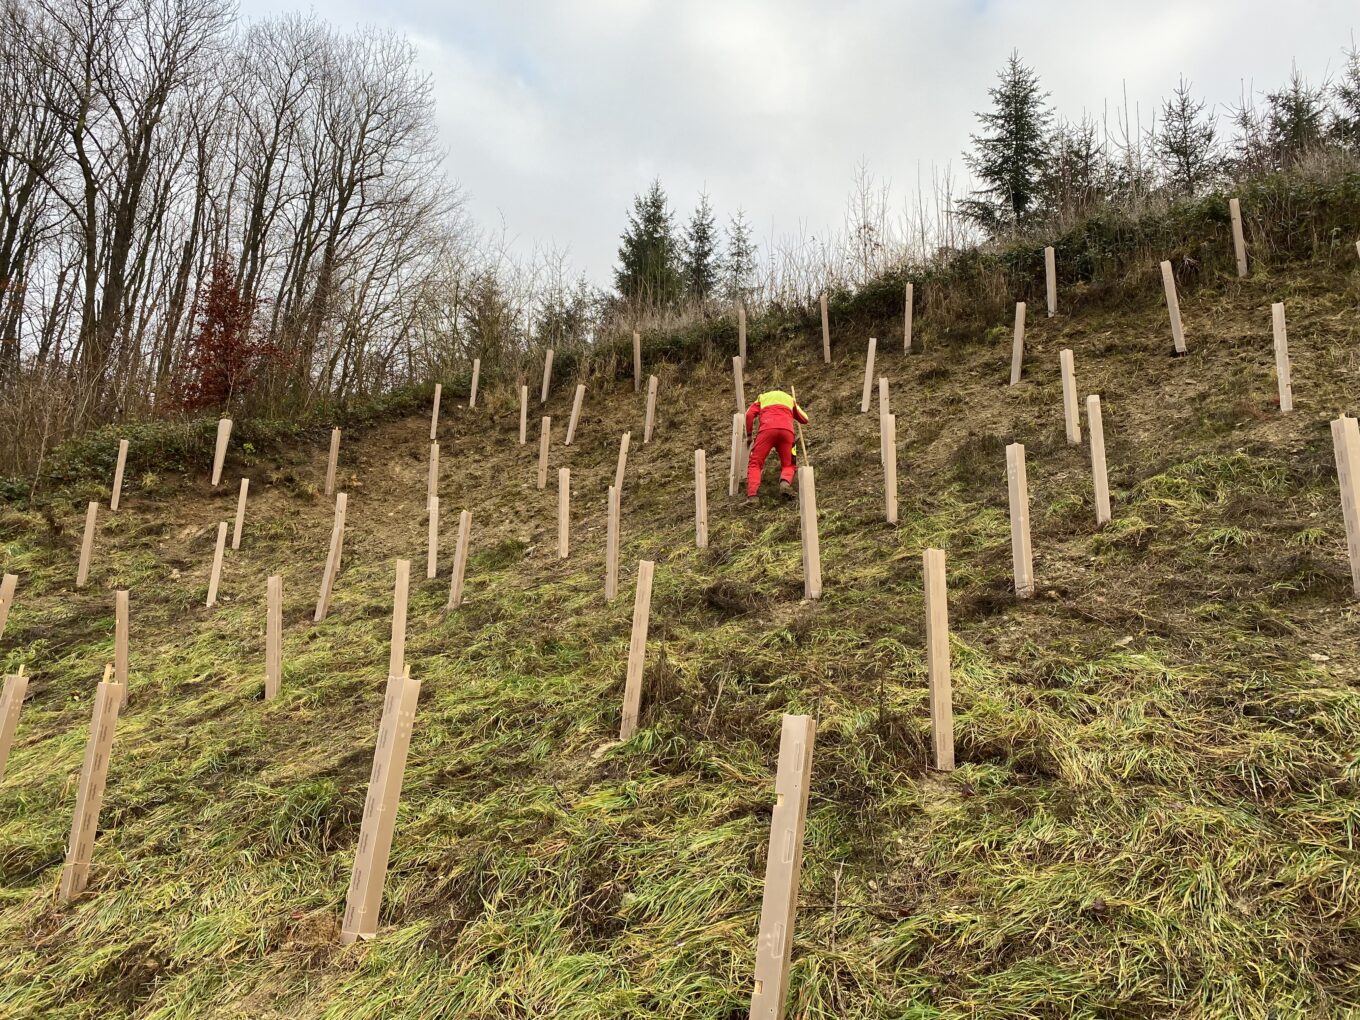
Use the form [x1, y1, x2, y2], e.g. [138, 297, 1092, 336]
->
[110, 439, 128, 511]
[694, 450, 709, 548]
[904, 280, 915, 352]
[0, 666, 28, 785]
[537, 417, 551, 490]
[266, 575, 282, 699]
[1044, 246, 1057, 317]
[1088, 394, 1112, 524]
[325, 428, 341, 496]
[733, 355, 746, 414]
[738, 304, 747, 367]
[519, 385, 528, 444]
[1006, 444, 1035, 597]
[729, 413, 746, 497]
[1060, 349, 1081, 445]
[748, 713, 817, 1020]
[315, 493, 348, 622]
[447, 511, 472, 609]
[206, 522, 228, 607]
[1160, 260, 1187, 354]
[558, 468, 570, 559]
[540, 349, 554, 404]
[388, 559, 409, 681]
[1330, 416, 1360, 596]
[923, 548, 954, 772]
[614, 432, 630, 495]
[619, 559, 655, 741]
[1009, 302, 1026, 385]
[76, 501, 97, 588]
[469, 358, 480, 408]
[644, 376, 659, 444]
[633, 331, 642, 393]
[1272, 303, 1293, 413]
[426, 496, 440, 579]
[340, 666, 421, 944]
[798, 466, 822, 600]
[430, 383, 442, 440]
[427, 442, 439, 499]
[859, 337, 877, 413]
[1229, 198, 1248, 277]
[58, 668, 123, 903]
[884, 414, 898, 525]
[115, 589, 129, 709]
[211, 418, 232, 487]
[877, 376, 890, 462]
[232, 478, 249, 550]
[0, 573, 16, 639]
[566, 383, 586, 445]
[605, 485, 620, 602]
[820, 292, 831, 364]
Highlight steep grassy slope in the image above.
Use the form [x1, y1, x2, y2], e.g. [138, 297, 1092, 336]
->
[2, 254, 1360, 1019]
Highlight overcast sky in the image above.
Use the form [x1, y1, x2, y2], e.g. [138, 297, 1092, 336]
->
[236, 0, 1355, 285]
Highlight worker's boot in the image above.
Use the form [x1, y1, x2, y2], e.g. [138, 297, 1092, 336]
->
[779, 479, 796, 500]
[744, 495, 759, 507]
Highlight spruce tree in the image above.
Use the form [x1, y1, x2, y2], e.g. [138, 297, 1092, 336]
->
[1264, 66, 1328, 166]
[723, 210, 757, 303]
[682, 191, 720, 302]
[960, 51, 1052, 232]
[1155, 76, 1219, 196]
[614, 179, 682, 307]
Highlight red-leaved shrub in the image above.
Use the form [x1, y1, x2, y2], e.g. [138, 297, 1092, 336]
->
[173, 256, 275, 411]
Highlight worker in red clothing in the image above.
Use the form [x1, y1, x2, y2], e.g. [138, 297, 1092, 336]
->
[745, 386, 808, 503]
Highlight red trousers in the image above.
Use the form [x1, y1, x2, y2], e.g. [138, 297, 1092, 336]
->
[748, 427, 796, 496]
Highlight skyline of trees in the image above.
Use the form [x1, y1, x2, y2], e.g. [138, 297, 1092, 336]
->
[1, 0, 470, 426]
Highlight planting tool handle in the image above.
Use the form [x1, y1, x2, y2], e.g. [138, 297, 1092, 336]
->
[790, 385, 812, 467]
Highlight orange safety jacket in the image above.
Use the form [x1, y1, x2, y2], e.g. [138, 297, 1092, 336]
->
[745, 390, 808, 437]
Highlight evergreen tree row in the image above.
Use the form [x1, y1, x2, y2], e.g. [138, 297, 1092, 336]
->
[614, 181, 757, 307]
[962, 48, 1360, 233]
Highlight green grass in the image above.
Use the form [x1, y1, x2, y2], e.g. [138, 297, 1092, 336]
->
[3, 254, 1360, 1018]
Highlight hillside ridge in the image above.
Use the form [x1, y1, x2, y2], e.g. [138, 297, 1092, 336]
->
[3, 246, 1360, 1018]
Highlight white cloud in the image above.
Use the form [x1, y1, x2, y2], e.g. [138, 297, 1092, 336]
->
[236, 0, 1356, 283]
